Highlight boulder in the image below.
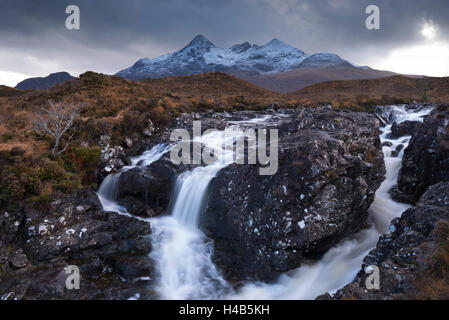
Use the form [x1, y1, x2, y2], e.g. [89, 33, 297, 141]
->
[390, 120, 422, 138]
[117, 159, 176, 216]
[200, 108, 386, 282]
[10, 251, 28, 269]
[332, 182, 449, 300]
[0, 188, 154, 300]
[391, 106, 449, 204]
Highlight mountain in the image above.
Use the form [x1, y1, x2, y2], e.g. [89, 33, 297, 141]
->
[117, 35, 310, 79]
[116, 35, 399, 92]
[15, 72, 75, 90]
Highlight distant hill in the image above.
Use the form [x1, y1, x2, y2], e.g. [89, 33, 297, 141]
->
[289, 75, 449, 108]
[234, 65, 397, 93]
[15, 72, 75, 90]
[116, 35, 397, 93]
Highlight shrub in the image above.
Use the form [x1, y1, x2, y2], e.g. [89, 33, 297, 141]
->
[39, 160, 67, 181]
[0, 164, 41, 202]
[68, 146, 101, 172]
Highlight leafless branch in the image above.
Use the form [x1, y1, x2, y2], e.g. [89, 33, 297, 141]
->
[32, 100, 83, 156]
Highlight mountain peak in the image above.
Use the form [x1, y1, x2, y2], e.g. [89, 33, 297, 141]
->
[116, 36, 364, 83]
[185, 34, 215, 49]
[265, 38, 287, 47]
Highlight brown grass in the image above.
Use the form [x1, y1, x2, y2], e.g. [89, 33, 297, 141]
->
[410, 220, 449, 300]
[289, 75, 449, 109]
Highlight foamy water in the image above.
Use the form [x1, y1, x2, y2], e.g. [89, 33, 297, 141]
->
[97, 106, 431, 300]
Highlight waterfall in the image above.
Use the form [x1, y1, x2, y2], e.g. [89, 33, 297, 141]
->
[230, 105, 432, 299]
[149, 128, 245, 299]
[97, 106, 432, 300]
[97, 144, 171, 216]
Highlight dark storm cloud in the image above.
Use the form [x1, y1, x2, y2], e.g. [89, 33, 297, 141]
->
[0, 0, 448, 82]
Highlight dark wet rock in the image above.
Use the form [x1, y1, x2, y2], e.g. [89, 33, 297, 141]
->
[200, 108, 385, 282]
[418, 182, 449, 208]
[117, 159, 176, 216]
[0, 210, 24, 244]
[10, 251, 28, 269]
[391, 107, 449, 204]
[390, 121, 422, 138]
[0, 188, 154, 300]
[332, 182, 449, 300]
[382, 141, 393, 147]
[390, 150, 399, 158]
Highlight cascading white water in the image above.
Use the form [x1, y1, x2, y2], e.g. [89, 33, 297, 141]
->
[97, 144, 171, 217]
[149, 129, 246, 299]
[229, 105, 432, 299]
[97, 105, 432, 300]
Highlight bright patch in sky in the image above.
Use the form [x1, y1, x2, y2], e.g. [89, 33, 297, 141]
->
[372, 22, 449, 77]
[0, 70, 31, 87]
[374, 41, 449, 77]
[421, 22, 438, 40]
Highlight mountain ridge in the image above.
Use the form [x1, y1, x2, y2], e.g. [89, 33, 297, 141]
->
[116, 35, 347, 78]
[116, 35, 396, 92]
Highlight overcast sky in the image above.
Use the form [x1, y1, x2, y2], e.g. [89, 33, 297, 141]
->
[0, 0, 448, 86]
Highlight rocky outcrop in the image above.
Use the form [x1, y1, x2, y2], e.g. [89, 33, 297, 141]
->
[98, 135, 128, 177]
[200, 107, 386, 282]
[390, 121, 422, 138]
[117, 159, 177, 217]
[391, 106, 449, 204]
[0, 189, 153, 300]
[332, 182, 449, 300]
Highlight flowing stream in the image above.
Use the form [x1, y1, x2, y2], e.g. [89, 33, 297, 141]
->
[97, 105, 431, 300]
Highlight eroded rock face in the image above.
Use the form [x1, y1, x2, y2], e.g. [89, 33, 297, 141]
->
[390, 121, 422, 138]
[200, 108, 386, 282]
[332, 182, 449, 300]
[0, 189, 154, 300]
[391, 106, 449, 204]
[117, 159, 177, 217]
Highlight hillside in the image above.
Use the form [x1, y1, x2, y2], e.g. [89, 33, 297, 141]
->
[235, 65, 397, 93]
[289, 75, 449, 109]
[0, 72, 288, 156]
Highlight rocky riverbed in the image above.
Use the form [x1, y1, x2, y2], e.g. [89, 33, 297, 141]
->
[1, 104, 448, 300]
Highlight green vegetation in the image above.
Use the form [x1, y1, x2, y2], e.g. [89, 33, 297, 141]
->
[0, 146, 101, 210]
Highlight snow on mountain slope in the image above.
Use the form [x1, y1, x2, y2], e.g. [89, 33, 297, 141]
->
[116, 35, 358, 80]
[299, 53, 350, 68]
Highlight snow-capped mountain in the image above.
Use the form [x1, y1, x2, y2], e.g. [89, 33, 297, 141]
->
[116, 35, 352, 80]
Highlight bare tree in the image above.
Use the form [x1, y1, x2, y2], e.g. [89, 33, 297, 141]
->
[32, 100, 82, 156]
